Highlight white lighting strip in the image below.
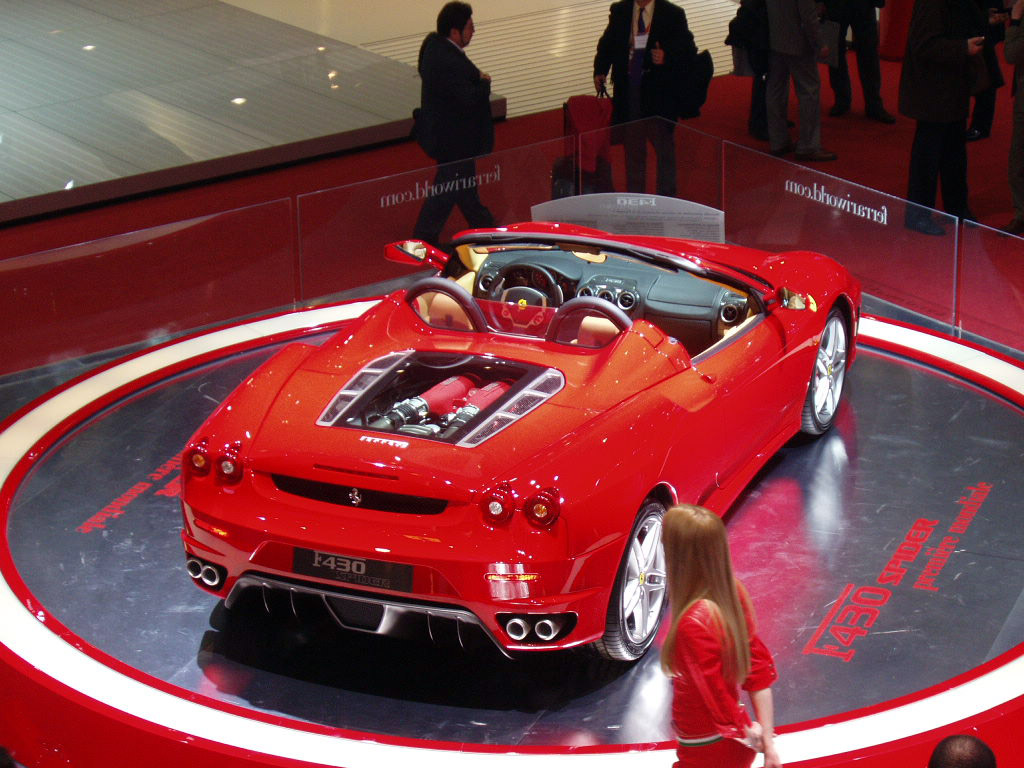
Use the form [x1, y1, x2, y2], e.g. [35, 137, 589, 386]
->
[0, 312, 1021, 767]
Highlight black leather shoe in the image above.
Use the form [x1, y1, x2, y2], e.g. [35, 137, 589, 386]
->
[866, 108, 896, 124]
[1003, 218, 1024, 235]
[965, 128, 987, 142]
[795, 148, 837, 161]
[770, 142, 795, 157]
[905, 216, 946, 236]
[828, 104, 849, 117]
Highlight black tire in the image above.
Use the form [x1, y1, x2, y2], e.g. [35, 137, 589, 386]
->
[801, 309, 849, 435]
[593, 499, 667, 662]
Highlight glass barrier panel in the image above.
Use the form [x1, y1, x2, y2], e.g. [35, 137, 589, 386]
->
[576, 117, 723, 209]
[297, 137, 571, 304]
[957, 222, 1024, 359]
[0, 199, 297, 379]
[722, 141, 958, 327]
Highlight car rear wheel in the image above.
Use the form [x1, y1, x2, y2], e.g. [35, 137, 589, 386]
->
[801, 309, 848, 435]
[594, 499, 667, 662]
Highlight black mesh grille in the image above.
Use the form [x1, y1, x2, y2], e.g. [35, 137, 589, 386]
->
[272, 474, 447, 515]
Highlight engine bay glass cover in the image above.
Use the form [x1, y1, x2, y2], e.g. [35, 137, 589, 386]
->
[317, 351, 565, 446]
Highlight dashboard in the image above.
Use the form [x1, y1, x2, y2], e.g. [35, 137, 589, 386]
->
[471, 246, 753, 354]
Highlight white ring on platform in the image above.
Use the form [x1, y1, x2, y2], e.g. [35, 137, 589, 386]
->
[0, 309, 1021, 767]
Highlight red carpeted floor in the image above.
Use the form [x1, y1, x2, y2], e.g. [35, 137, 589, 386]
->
[485, 53, 1016, 231]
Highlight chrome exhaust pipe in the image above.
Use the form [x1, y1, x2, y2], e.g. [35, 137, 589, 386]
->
[200, 564, 222, 588]
[185, 558, 203, 579]
[534, 617, 562, 642]
[505, 617, 530, 641]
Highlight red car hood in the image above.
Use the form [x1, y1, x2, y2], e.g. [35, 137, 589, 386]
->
[242, 301, 688, 501]
[248, 389, 587, 502]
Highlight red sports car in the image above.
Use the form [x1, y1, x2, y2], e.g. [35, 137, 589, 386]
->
[181, 222, 860, 661]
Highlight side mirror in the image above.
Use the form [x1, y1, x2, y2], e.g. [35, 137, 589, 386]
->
[778, 287, 817, 312]
[384, 239, 450, 271]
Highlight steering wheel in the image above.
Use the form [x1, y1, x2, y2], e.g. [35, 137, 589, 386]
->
[404, 276, 488, 332]
[544, 297, 633, 343]
[488, 263, 564, 307]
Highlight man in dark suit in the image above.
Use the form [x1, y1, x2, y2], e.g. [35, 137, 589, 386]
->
[765, 0, 838, 160]
[594, 0, 697, 196]
[898, 0, 986, 234]
[1003, 0, 1024, 234]
[823, 0, 896, 122]
[412, 2, 495, 247]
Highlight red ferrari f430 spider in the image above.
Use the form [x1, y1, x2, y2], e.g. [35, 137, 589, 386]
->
[181, 222, 860, 661]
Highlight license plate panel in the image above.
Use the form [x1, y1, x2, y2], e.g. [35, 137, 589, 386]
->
[293, 548, 413, 592]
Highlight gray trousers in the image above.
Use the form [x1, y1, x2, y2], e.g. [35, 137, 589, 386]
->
[766, 50, 822, 154]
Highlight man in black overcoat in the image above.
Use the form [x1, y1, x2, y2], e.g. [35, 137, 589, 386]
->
[898, 0, 986, 233]
[594, 0, 697, 196]
[1004, 0, 1024, 234]
[413, 2, 495, 246]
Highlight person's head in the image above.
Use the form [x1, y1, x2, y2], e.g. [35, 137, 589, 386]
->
[0, 746, 15, 768]
[928, 735, 996, 768]
[662, 504, 736, 609]
[660, 504, 751, 683]
[437, 2, 475, 47]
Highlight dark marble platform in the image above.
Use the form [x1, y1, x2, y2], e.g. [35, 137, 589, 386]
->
[5, 329, 1021, 746]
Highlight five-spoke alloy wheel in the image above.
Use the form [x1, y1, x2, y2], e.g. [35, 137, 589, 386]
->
[594, 500, 667, 662]
[802, 309, 849, 435]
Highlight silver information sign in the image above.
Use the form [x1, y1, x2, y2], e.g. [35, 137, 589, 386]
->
[531, 193, 724, 243]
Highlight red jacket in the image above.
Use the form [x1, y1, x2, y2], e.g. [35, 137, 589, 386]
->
[670, 598, 778, 744]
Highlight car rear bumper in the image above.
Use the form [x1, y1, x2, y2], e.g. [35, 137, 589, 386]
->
[225, 571, 512, 655]
[182, 529, 615, 654]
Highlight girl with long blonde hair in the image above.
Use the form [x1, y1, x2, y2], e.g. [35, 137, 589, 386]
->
[660, 504, 781, 768]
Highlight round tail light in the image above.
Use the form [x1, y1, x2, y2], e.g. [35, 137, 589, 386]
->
[215, 441, 243, 484]
[185, 439, 210, 477]
[482, 482, 516, 525]
[524, 488, 561, 528]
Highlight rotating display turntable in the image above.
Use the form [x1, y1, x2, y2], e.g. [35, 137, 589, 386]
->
[1, 303, 1022, 767]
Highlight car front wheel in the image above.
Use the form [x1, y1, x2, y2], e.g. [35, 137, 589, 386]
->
[801, 309, 849, 435]
[594, 499, 667, 662]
